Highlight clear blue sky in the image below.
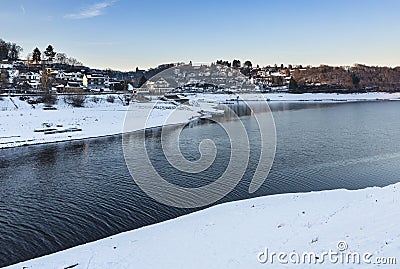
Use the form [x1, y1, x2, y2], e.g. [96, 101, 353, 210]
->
[1, 0, 399, 71]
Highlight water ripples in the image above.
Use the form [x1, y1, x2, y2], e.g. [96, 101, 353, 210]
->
[1, 101, 400, 266]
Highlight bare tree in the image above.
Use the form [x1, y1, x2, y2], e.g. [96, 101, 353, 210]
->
[66, 57, 82, 66]
[40, 69, 54, 92]
[65, 95, 86, 107]
[55, 53, 67, 64]
[8, 43, 23, 60]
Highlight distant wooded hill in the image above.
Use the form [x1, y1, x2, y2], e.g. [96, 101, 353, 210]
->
[290, 64, 400, 92]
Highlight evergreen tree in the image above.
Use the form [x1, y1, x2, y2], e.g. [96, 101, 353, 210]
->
[244, 60, 253, 69]
[216, 60, 231, 67]
[32, 47, 41, 63]
[232, 59, 241, 68]
[44, 45, 56, 62]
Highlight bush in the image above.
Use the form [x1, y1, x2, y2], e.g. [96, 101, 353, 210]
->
[65, 95, 86, 107]
[106, 95, 115, 103]
[91, 96, 100, 103]
[38, 94, 57, 106]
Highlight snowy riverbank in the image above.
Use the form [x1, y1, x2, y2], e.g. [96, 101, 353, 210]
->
[0, 94, 219, 149]
[4, 182, 399, 268]
[1, 92, 400, 149]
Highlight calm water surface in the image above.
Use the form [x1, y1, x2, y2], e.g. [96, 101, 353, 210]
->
[1, 101, 400, 266]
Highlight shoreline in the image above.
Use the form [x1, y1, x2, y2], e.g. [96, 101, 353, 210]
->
[4, 182, 399, 268]
[1, 92, 400, 150]
[0, 95, 211, 150]
[0, 121, 191, 150]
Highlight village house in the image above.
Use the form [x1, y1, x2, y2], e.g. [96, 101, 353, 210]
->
[7, 69, 19, 84]
[20, 71, 41, 89]
[145, 77, 176, 94]
[56, 71, 83, 83]
[82, 73, 109, 90]
[0, 60, 13, 69]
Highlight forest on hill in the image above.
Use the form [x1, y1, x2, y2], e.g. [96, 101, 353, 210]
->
[290, 64, 400, 92]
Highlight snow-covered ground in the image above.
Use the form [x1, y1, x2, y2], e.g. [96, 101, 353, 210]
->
[0, 95, 220, 149]
[1, 92, 400, 149]
[4, 182, 399, 269]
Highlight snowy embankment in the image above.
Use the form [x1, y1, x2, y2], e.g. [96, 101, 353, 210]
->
[5, 183, 399, 269]
[1, 92, 400, 149]
[0, 95, 220, 149]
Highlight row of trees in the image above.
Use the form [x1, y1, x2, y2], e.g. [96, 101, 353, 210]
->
[0, 39, 23, 61]
[29, 45, 82, 66]
[215, 59, 253, 69]
[31, 45, 56, 63]
[0, 38, 83, 67]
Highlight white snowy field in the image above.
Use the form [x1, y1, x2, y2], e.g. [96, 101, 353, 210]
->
[1, 92, 400, 149]
[4, 183, 399, 269]
[0, 95, 218, 149]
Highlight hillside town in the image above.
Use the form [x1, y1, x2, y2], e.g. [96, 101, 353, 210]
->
[1, 39, 400, 95]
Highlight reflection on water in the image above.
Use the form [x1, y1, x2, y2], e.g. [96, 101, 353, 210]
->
[1, 101, 400, 266]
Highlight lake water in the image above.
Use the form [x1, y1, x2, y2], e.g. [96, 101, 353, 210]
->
[1, 101, 400, 266]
